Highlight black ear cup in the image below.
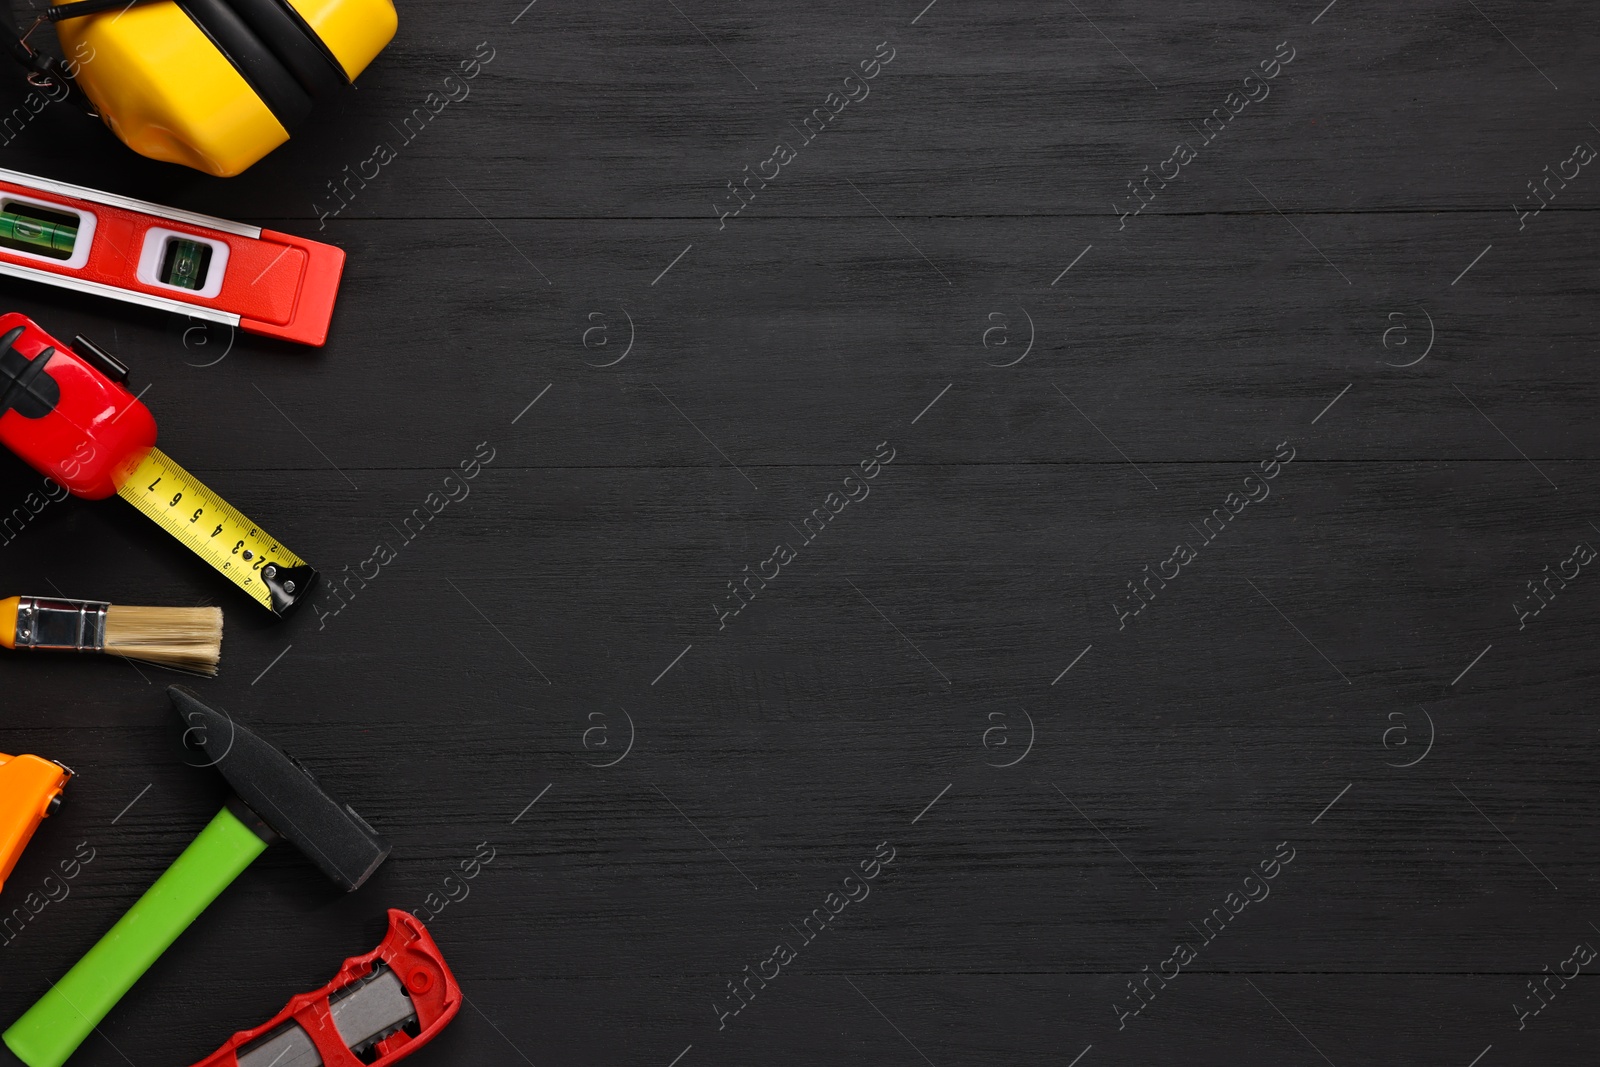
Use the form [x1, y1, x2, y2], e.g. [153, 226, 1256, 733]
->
[176, 0, 313, 130]
[222, 0, 350, 100]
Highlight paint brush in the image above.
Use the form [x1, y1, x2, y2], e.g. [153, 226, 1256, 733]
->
[0, 595, 222, 675]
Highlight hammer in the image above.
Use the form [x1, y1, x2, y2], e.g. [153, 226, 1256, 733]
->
[2, 686, 390, 1067]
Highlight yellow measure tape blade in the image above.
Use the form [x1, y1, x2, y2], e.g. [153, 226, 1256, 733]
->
[115, 448, 318, 616]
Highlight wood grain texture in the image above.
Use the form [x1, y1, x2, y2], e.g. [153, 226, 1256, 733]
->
[0, 0, 1596, 1065]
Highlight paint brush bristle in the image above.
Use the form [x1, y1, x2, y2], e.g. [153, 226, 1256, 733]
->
[104, 605, 223, 675]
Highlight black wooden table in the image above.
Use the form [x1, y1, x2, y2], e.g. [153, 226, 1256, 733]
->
[0, 1, 1596, 1064]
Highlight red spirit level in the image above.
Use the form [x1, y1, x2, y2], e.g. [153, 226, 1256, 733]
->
[191, 910, 461, 1067]
[0, 312, 317, 614]
[0, 167, 344, 346]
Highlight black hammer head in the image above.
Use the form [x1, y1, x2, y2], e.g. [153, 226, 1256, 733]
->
[169, 686, 390, 891]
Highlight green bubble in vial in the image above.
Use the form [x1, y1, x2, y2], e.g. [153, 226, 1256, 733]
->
[0, 210, 76, 254]
[163, 239, 209, 290]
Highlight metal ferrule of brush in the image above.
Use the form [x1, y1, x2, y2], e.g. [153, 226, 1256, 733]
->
[13, 597, 109, 652]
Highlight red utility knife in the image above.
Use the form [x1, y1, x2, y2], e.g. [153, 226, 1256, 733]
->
[191, 911, 461, 1067]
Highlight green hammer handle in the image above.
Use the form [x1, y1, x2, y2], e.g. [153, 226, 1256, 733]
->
[3, 806, 268, 1067]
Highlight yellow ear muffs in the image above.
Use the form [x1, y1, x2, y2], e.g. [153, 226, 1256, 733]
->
[179, 0, 314, 128]
[224, 0, 349, 101]
[49, 0, 395, 177]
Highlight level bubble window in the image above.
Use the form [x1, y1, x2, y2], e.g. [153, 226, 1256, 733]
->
[161, 238, 212, 290]
[136, 227, 230, 299]
[0, 201, 79, 260]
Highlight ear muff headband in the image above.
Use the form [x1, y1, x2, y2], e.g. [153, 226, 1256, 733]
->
[3, 0, 395, 175]
[222, 0, 349, 100]
[176, 0, 313, 130]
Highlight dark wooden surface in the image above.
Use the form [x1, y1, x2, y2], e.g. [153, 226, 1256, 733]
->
[1, 1, 1598, 1064]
